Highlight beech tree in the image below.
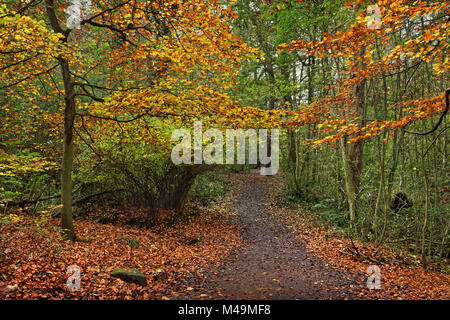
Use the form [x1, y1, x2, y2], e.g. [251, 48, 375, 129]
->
[1, 0, 258, 240]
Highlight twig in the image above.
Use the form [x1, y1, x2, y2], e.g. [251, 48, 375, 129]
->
[347, 238, 382, 264]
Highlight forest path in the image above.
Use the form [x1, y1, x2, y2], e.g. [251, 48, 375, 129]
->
[182, 171, 368, 299]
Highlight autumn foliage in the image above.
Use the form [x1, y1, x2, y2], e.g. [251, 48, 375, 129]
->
[278, 0, 449, 146]
[0, 0, 449, 302]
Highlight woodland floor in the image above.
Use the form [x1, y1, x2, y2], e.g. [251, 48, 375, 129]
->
[181, 171, 449, 300]
[180, 171, 368, 299]
[0, 171, 449, 300]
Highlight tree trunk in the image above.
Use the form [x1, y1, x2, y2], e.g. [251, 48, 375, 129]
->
[60, 58, 76, 242]
[343, 43, 366, 228]
[341, 138, 358, 229]
[45, 0, 76, 241]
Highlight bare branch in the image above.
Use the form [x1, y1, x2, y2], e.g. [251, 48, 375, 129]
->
[403, 89, 449, 136]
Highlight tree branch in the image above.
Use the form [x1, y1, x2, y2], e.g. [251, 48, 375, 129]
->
[403, 89, 449, 136]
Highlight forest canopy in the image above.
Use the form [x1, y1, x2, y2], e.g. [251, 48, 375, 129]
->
[0, 0, 449, 301]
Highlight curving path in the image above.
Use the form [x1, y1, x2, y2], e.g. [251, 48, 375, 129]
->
[182, 172, 368, 300]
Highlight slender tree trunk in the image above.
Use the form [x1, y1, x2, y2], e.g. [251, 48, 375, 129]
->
[439, 219, 449, 257]
[341, 138, 358, 229]
[60, 58, 76, 242]
[339, 2, 367, 230]
[343, 50, 366, 228]
[420, 144, 429, 267]
[45, 0, 76, 241]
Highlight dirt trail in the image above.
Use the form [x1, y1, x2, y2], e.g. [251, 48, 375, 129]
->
[183, 172, 368, 299]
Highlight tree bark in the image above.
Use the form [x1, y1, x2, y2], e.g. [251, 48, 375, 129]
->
[343, 63, 365, 227]
[45, 0, 76, 241]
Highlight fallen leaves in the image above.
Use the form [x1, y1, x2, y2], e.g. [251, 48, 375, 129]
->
[0, 201, 243, 300]
[269, 176, 450, 300]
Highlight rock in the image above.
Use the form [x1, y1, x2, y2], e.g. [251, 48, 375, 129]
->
[111, 269, 147, 286]
[6, 284, 18, 292]
[390, 192, 412, 213]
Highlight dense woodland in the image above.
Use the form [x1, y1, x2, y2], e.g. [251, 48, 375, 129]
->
[0, 0, 449, 300]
